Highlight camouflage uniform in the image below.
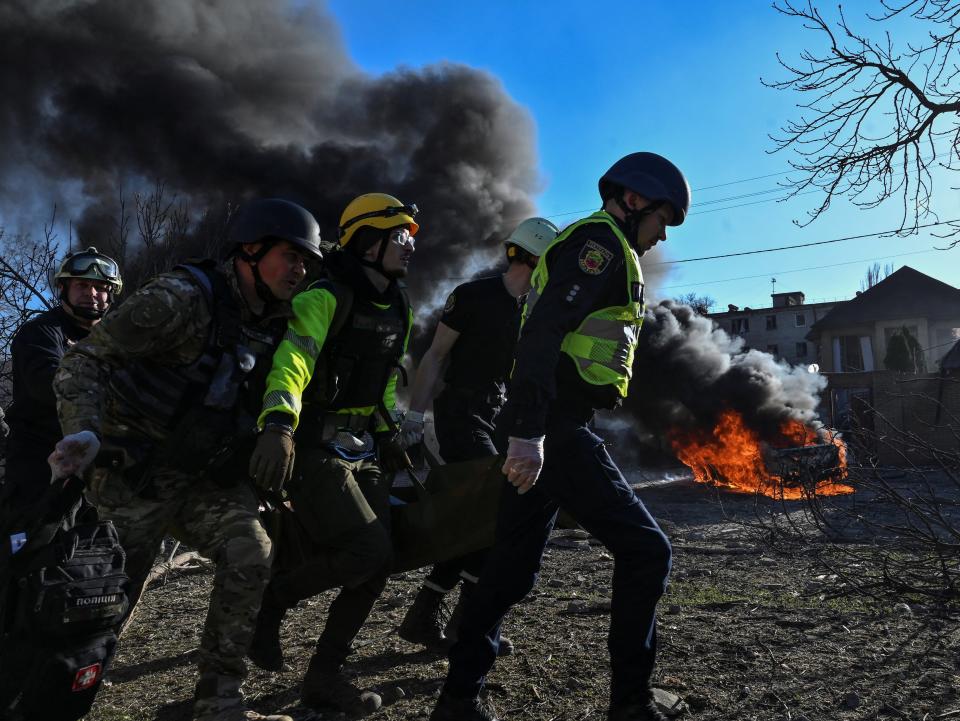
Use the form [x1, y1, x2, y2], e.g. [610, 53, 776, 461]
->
[54, 262, 288, 720]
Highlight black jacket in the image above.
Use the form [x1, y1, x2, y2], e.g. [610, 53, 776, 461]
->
[5, 306, 89, 452]
[506, 221, 634, 438]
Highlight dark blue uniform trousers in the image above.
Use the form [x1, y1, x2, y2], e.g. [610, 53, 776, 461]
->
[443, 412, 672, 706]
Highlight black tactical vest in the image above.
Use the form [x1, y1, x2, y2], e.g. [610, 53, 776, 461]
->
[300, 277, 410, 423]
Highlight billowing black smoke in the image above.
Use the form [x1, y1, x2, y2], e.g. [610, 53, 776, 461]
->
[628, 301, 826, 442]
[0, 0, 538, 310]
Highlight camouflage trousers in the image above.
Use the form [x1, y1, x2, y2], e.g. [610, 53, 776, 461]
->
[86, 464, 272, 684]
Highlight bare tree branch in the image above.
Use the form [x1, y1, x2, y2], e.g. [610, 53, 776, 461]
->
[765, 1, 960, 241]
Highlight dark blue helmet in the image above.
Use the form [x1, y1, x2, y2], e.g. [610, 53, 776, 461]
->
[228, 198, 323, 261]
[599, 152, 691, 226]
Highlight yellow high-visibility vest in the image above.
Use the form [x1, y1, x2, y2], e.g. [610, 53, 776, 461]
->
[521, 211, 644, 397]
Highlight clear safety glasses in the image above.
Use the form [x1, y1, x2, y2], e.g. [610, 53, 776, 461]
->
[389, 228, 415, 249]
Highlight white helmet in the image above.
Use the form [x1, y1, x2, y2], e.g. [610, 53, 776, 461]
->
[506, 217, 559, 257]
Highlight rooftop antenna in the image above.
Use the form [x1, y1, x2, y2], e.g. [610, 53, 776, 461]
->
[771, 277, 777, 295]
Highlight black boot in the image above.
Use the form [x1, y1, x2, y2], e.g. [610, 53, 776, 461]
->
[608, 693, 669, 721]
[429, 692, 500, 721]
[301, 647, 382, 717]
[248, 592, 288, 672]
[445, 589, 515, 657]
[398, 585, 450, 650]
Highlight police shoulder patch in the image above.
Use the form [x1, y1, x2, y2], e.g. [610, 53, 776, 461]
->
[578, 239, 614, 275]
[443, 292, 456, 314]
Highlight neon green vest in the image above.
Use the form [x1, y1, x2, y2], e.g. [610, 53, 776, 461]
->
[522, 211, 644, 397]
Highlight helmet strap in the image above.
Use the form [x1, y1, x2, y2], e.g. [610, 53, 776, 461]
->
[614, 196, 662, 252]
[237, 242, 280, 306]
[59, 284, 111, 321]
[357, 232, 394, 279]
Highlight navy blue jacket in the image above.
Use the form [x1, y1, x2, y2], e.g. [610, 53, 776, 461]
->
[506, 220, 637, 438]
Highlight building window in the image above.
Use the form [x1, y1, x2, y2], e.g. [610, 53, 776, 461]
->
[732, 318, 749, 334]
[795, 313, 806, 327]
[796, 342, 808, 358]
[836, 335, 873, 372]
[766, 315, 777, 330]
[767, 344, 779, 356]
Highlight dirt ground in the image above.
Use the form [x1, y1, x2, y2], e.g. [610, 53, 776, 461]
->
[86, 472, 960, 721]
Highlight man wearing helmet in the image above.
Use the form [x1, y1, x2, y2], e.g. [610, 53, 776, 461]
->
[51, 198, 321, 721]
[246, 193, 417, 716]
[2, 247, 122, 514]
[430, 153, 691, 721]
[396, 217, 559, 655]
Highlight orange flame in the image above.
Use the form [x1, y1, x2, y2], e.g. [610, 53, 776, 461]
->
[670, 409, 852, 499]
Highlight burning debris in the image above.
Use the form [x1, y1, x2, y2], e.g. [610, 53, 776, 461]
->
[630, 301, 852, 498]
[669, 409, 851, 499]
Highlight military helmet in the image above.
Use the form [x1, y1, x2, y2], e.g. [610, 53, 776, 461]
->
[54, 247, 123, 294]
[228, 198, 323, 261]
[506, 217, 559, 257]
[338, 193, 419, 248]
[599, 152, 691, 226]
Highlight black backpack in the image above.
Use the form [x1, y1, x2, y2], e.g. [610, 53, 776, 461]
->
[0, 476, 129, 721]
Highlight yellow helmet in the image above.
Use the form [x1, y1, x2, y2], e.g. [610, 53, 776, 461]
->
[338, 193, 419, 247]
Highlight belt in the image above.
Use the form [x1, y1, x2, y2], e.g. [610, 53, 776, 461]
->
[298, 412, 371, 443]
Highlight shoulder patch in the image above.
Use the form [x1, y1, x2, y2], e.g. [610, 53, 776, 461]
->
[443, 292, 456, 314]
[578, 239, 614, 275]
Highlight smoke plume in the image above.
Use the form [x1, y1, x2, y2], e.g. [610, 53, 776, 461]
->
[0, 0, 539, 310]
[628, 301, 827, 441]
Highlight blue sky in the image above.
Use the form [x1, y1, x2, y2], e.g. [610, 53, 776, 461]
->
[325, 0, 960, 310]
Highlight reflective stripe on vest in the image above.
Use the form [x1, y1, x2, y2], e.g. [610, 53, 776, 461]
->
[522, 211, 644, 397]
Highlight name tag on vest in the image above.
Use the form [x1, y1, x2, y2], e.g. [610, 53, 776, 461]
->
[631, 282, 644, 304]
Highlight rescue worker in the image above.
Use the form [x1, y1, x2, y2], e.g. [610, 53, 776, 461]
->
[397, 217, 559, 654]
[50, 198, 322, 721]
[2, 247, 121, 513]
[246, 193, 417, 716]
[429, 153, 691, 721]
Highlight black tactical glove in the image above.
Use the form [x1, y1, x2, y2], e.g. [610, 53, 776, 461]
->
[249, 424, 296, 493]
[376, 431, 410, 474]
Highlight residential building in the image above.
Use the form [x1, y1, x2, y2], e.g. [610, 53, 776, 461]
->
[808, 266, 960, 373]
[707, 291, 836, 366]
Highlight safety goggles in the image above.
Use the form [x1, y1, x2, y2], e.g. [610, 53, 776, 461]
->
[388, 227, 415, 248]
[62, 255, 121, 282]
[339, 203, 419, 234]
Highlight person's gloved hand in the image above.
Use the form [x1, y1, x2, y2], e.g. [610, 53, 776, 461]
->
[48, 430, 101, 481]
[377, 432, 410, 474]
[249, 424, 296, 493]
[502, 436, 545, 494]
[399, 410, 425, 450]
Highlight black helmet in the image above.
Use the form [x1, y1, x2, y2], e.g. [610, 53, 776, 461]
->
[599, 152, 691, 226]
[228, 198, 323, 261]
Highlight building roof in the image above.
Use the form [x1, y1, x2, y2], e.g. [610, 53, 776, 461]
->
[708, 300, 835, 318]
[810, 266, 960, 332]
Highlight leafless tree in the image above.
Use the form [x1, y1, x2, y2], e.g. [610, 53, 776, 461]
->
[765, 1, 960, 241]
[0, 211, 61, 403]
[672, 292, 717, 315]
[861, 261, 895, 290]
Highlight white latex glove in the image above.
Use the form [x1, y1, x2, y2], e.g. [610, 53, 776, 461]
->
[501, 436, 545, 495]
[399, 410, 425, 450]
[48, 431, 101, 482]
